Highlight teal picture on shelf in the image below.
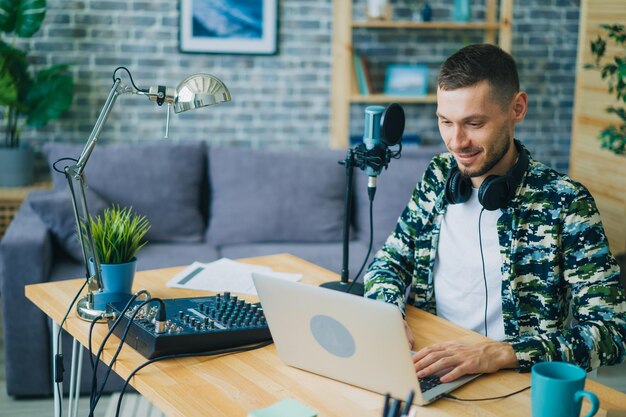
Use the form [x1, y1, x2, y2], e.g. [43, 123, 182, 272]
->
[384, 64, 429, 97]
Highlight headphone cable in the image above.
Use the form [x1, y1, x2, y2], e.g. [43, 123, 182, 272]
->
[478, 208, 488, 338]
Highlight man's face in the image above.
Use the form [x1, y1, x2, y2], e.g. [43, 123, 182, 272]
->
[436, 80, 519, 181]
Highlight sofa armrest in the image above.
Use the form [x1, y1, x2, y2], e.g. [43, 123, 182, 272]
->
[0, 194, 53, 290]
[0, 194, 55, 396]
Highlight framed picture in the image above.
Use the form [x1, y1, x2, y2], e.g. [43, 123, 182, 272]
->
[180, 0, 278, 54]
[384, 64, 429, 96]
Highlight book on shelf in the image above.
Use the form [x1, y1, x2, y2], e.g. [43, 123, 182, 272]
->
[360, 54, 375, 94]
[352, 53, 369, 95]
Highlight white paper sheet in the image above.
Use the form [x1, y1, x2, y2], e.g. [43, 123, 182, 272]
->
[166, 258, 302, 295]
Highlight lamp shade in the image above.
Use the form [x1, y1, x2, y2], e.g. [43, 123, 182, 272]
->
[173, 74, 231, 114]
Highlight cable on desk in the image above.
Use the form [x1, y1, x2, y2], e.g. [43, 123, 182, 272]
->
[114, 340, 274, 417]
[88, 294, 142, 416]
[442, 385, 530, 401]
[89, 298, 166, 415]
[88, 314, 104, 371]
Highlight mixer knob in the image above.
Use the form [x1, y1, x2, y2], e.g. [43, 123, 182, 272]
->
[224, 292, 230, 300]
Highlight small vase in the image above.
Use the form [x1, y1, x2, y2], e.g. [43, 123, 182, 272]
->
[89, 257, 137, 309]
[421, 2, 432, 22]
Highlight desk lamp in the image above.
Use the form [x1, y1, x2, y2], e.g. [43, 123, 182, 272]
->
[69, 67, 231, 321]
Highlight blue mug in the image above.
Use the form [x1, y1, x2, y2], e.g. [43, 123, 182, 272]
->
[531, 362, 599, 417]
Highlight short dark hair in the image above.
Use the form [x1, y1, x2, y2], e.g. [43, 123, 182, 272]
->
[438, 44, 520, 107]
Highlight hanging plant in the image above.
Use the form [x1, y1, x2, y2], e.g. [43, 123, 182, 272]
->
[585, 24, 625, 156]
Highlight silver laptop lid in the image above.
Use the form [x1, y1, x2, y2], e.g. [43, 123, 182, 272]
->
[252, 273, 424, 403]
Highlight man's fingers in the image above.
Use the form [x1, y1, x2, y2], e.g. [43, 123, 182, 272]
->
[416, 356, 461, 379]
[438, 364, 468, 383]
[414, 352, 456, 376]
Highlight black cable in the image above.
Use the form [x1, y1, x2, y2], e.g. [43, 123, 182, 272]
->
[442, 385, 530, 401]
[114, 340, 274, 417]
[112, 66, 148, 92]
[88, 314, 104, 371]
[52, 157, 78, 174]
[478, 208, 488, 338]
[53, 279, 88, 417]
[346, 197, 374, 294]
[90, 298, 167, 415]
[88, 294, 141, 415]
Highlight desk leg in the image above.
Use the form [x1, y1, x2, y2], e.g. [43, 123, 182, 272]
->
[73, 347, 84, 417]
[68, 338, 82, 417]
[52, 320, 62, 417]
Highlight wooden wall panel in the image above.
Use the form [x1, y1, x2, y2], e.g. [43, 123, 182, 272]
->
[569, 0, 626, 255]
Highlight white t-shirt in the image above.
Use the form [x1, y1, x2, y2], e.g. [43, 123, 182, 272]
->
[433, 189, 506, 341]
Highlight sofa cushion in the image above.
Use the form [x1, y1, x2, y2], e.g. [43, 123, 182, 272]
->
[29, 189, 110, 262]
[207, 148, 345, 245]
[355, 146, 443, 247]
[44, 142, 207, 243]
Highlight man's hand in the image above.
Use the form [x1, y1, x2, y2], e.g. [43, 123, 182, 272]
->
[412, 340, 518, 383]
[403, 320, 415, 350]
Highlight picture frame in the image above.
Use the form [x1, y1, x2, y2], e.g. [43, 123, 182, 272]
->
[180, 0, 278, 55]
[383, 64, 429, 96]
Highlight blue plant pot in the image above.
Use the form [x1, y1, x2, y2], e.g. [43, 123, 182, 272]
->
[89, 257, 137, 310]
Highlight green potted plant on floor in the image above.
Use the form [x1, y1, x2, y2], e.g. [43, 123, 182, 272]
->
[87, 205, 150, 307]
[0, 0, 74, 186]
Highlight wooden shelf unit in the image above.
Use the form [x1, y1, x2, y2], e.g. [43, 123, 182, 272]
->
[330, 0, 513, 148]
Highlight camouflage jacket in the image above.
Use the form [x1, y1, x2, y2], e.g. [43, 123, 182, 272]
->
[364, 149, 626, 372]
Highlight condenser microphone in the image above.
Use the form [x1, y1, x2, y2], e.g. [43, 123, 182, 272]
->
[361, 103, 405, 200]
[363, 106, 386, 194]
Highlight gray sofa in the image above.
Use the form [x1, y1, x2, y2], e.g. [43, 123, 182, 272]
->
[0, 141, 441, 397]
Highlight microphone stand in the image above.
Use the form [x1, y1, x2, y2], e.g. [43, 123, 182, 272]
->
[320, 147, 364, 295]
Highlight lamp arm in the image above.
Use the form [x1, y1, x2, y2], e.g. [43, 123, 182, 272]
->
[65, 78, 137, 310]
[76, 78, 136, 175]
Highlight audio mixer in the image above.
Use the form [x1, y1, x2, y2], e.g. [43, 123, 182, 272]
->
[106, 292, 272, 359]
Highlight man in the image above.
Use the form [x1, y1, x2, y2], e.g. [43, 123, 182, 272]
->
[364, 44, 626, 383]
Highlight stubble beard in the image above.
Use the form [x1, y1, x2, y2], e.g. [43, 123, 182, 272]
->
[457, 133, 511, 178]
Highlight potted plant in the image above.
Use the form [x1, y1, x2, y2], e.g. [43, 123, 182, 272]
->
[586, 24, 625, 156]
[0, 0, 74, 186]
[88, 205, 150, 303]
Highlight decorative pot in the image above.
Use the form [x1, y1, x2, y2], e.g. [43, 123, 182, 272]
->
[89, 257, 137, 309]
[0, 147, 34, 187]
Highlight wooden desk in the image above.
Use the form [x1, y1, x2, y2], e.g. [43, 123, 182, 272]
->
[26, 254, 626, 417]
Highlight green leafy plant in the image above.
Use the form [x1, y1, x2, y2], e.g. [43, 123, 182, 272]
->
[0, 0, 74, 148]
[586, 24, 626, 156]
[88, 205, 150, 265]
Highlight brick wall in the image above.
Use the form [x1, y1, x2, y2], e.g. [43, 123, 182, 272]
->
[16, 0, 580, 172]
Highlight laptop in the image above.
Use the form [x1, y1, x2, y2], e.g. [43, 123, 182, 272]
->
[252, 273, 480, 405]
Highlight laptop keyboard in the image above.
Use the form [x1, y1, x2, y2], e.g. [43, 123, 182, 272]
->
[418, 375, 442, 392]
